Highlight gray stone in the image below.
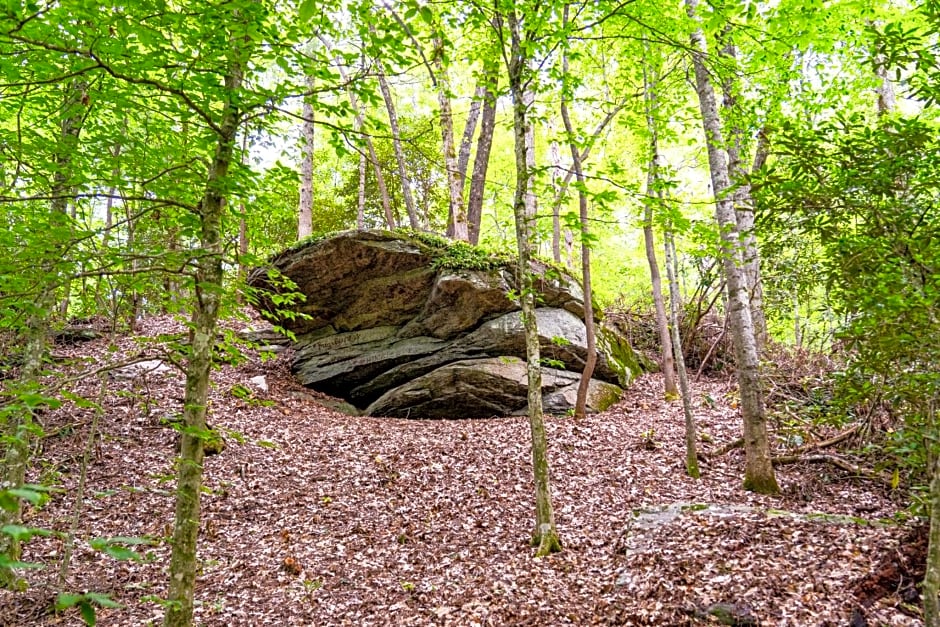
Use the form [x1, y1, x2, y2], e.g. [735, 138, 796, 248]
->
[365, 357, 621, 418]
[248, 230, 644, 418]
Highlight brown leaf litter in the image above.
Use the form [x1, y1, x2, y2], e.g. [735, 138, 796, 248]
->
[0, 315, 925, 626]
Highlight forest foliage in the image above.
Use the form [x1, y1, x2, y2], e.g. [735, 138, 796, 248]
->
[1, 0, 939, 624]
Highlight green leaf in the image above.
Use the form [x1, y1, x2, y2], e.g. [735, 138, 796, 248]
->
[56, 593, 84, 610]
[83, 592, 122, 609]
[298, 0, 317, 22]
[6, 486, 47, 505]
[1, 524, 54, 542]
[79, 601, 96, 626]
[89, 537, 154, 562]
[0, 554, 45, 570]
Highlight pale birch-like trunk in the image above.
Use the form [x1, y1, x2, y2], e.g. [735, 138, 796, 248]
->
[356, 130, 367, 230]
[507, 10, 561, 556]
[686, 0, 778, 494]
[319, 38, 395, 228]
[371, 35, 419, 229]
[1, 82, 85, 587]
[642, 62, 678, 398]
[665, 229, 700, 478]
[298, 72, 315, 239]
[719, 36, 767, 352]
[457, 82, 485, 199]
[163, 36, 244, 627]
[433, 32, 468, 240]
[467, 61, 498, 245]
[549, 138, 564, 264]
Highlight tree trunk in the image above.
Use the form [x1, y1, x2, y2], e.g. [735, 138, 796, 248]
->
[370, 33, 419, 230]
[433, 31, 468, 240]
[1, 81, 85, 587]
[665, 228, 700, 478]
[548, 98, 627, 269]
[549, 138, 564, 264]
[642, 61, 678, 399]
[356, 128, 367, 230]
[559, 40, 597, 419]
[163, 34, 244, 627]
[507, 9, 561, 557]
[467, 59, 498, 245]
[719, 35, 768, 353]
[298, 72, 315, 239]
[686, 0, 778, 494]
[457, 82, 485, 201]
[319, 38, 395, 229]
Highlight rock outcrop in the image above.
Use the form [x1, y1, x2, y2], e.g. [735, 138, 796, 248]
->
[248, 230, 642, 418]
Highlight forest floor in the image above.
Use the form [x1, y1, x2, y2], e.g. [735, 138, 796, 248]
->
[0, 315, 927, 626]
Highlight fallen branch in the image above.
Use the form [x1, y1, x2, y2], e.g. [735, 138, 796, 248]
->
[772, 453, 889, 484]
[707, 437, 743, 458]
[787, 423, 862, 456]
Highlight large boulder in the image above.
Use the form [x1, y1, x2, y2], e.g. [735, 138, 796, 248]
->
[248, 230, 643, 418]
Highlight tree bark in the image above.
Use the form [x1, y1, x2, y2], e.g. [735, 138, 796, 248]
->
[163, 32, 244, 627]
[298, 72, 315, 239]
[356, 124, 367, 230]
[370, 30, 419, 230]
[559, 37, 596, 420]
[322, 44, 395, 229]
[1, 81, 85, 588]
[457, 82, 485, 201]
[433, 30, 468, 240]
[642, 61, 679, 398]
[507, 8, 561, 557]
[719, 35, 767, 353]
[665, 229, 700, 478]
[467, 59, 498, 245]
[686, 0, 778, 494]
[549, 138, 564, 265]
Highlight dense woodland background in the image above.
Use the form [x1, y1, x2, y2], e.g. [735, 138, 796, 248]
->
[1, 0, 938, 625]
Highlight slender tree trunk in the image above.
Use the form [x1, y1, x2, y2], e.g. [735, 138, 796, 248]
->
[642, 61, 678, 398]
[163, 32, 245, 627]
[548, 98, 627, 270]
[433, 32, 468, 240]
[55, 82, 88, 319]
[792, 288, 802, 347]
[319, 39, 395, 228]
[665, 228, 700, 478]
[559, 39, 597, 419]
[719, 35, 767, 352]
[370, 35, 419, 229]
[356, 129, 367, 230]
[507, 10, 561, 557]
[686, 0, 778, 494]
[870, 20, 896, 116]
[457, 82, 485, 200]
[298, 72, 315, 239]
[467, 60, 498, 245]
[1, 82, 85, 587]
[548, 138, 564, 264]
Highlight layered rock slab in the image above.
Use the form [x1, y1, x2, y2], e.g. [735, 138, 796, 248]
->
[248, 230, 642, 418]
